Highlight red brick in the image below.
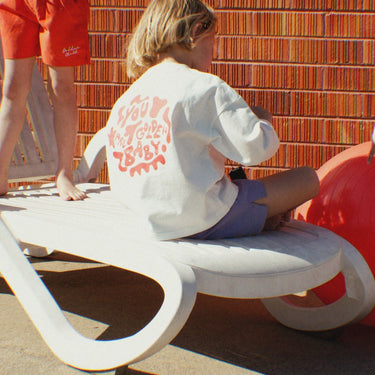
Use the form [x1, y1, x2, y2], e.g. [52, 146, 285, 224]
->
[285, 144, 347, 169]
[91, 0, 217, 6]
[285, 144, 319, 168]
[253, 12, 325, 36]
[217, 11, 253, 35]
[364, 41, 375, 66]
[291, 0, 331, 10]
[330, 0, 363, 9]
[326, 14, 375, 38]
[292, 0, 363, 9]
[90, 0, 147, 6]
[219, 0, 291, 9]
[211, 62, 252, 88]
[290, 39, 363, 64]
[89, 9, 143, 33]
[250, 168, 284, 179]
[70, 4, 375, 179]
[364, 94, 375, 118]
[89, 34, 128, 59]
[75, 59, 128, 84]
[252, 64, 323, 90]
[290, 91, 363, 118]
[324, 67, 375, 92]
[363, 0, 375, 10]
[324, 119, 374, 144]
[238, 89, 291, 116]
[273, 117, 324, 143]
[78, 109, 110, 133]
[217, 36, 289, 62]
[76, 83, 128, 109]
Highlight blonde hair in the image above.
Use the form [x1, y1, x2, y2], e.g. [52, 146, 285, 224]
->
[126, 0, 215, 79]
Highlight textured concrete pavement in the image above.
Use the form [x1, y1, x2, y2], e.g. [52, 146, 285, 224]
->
[1, 250, 375, 375]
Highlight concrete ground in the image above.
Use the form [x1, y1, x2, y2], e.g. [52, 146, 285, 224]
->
[1, 250, 375, 375]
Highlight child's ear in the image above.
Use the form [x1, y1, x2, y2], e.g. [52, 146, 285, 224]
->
[191, 22, 204, 41]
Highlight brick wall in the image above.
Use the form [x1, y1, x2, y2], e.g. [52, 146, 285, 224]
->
[77, 1, 374, 182]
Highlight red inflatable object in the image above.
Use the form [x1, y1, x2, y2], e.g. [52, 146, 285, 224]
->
[296, 141, 375, 326]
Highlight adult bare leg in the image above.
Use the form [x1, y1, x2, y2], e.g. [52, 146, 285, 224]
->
[0, 57, 35, 195]
[47, 65, 86, 201]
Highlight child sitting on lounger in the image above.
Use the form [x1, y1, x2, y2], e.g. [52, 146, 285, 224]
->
[105, 0, 319, 240]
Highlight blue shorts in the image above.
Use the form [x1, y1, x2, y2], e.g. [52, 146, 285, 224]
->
[188, 179, 267, 240]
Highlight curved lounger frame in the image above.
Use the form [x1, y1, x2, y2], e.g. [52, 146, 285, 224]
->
[0, 219, 197, 370]
[262, 241, 375, 331]
[1, 49, 375, 371]
[1, 133, 375, 370]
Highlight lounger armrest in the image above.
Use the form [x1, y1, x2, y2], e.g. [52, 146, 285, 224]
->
[74, 128, 107, 184]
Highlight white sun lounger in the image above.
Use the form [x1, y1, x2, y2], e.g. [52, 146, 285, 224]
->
[1, 47, 375, 372]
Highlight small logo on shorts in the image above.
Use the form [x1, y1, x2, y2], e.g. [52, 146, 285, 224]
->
[62, 46, 81, 57]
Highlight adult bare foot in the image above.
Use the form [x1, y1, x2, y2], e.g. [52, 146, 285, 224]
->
[0, 180, 9, 196]
[0, 171, 9, 196]
[56, 171, 86, 201]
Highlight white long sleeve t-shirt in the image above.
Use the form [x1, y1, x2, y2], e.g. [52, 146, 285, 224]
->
[106, 61, 279, 240]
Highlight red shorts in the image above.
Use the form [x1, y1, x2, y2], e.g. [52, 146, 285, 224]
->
[0, 0, 90, 66]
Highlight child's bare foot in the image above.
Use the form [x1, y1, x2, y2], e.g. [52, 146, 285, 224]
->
[263, 211, 291, 231]
[56, 171, 86, 201]
[263, 214, 283, 231]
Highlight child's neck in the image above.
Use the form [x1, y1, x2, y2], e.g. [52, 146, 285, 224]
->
[157, 46, 193, 69]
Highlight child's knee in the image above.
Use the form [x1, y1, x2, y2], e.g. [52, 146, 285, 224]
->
[299, 166, 320, 197]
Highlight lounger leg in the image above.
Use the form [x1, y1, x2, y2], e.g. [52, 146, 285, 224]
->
[261, 240, 375, 331]
[87, 365, 128, 374]
[23, 244, 54, 257]
[0, 219, 197, 371]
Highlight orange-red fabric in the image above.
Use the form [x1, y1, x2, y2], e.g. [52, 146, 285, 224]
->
[0, 0, 90, 66]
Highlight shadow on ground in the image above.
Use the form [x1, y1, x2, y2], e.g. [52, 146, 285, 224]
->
[1, 251, 375, 375]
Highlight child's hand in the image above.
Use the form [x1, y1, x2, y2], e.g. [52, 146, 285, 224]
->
[250, 106, 273, 123]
